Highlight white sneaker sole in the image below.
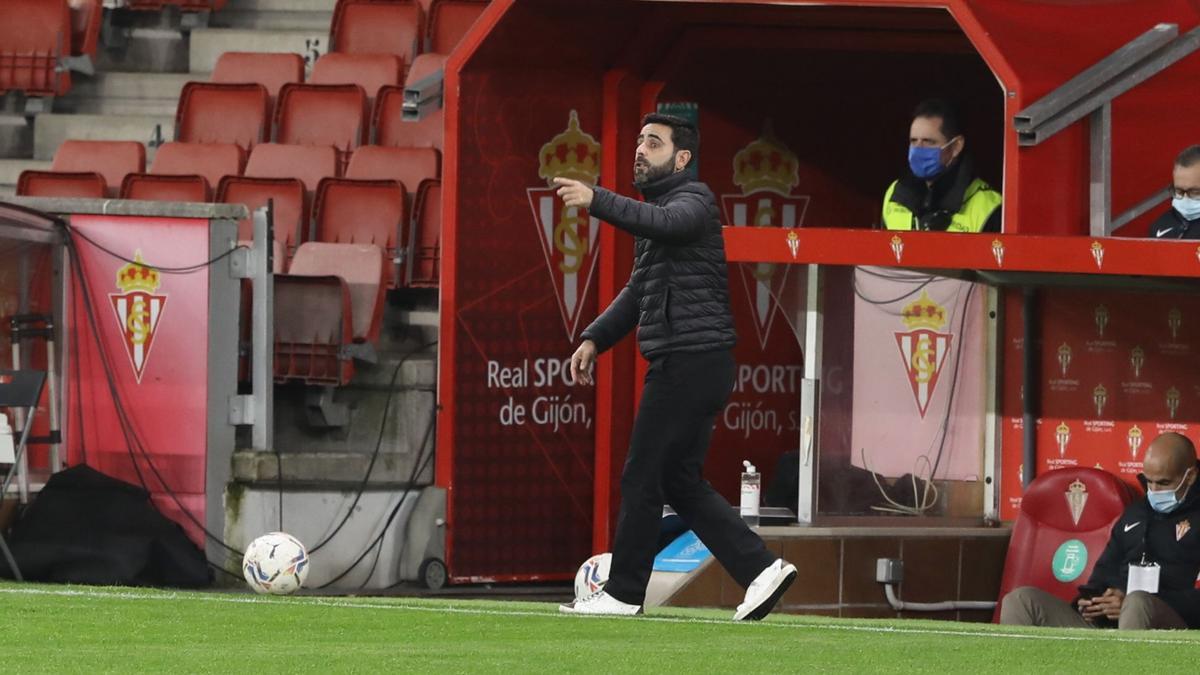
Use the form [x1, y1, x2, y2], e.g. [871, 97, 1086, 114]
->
[558, 601, 643, 616]
[733, 564, 797, 621]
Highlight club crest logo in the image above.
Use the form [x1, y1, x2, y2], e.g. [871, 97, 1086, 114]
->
[1056, 421, 1071, 458]
[894, 291, 952, 418]
[991, 239, 1005, 267]
[1057, 343, 1072, 377]
[528, 110, 601, 341]
[890, 235, 904, 263]
[1167, 386, 1181, 420]
[1169, 307, 1182, 340]
[1092, 384, 1107, 418]
[1090, 241, 1104, 270]
[109, 251, 167, 383]
[1128, 424, 1143, 459]
[1130, 346, 1145, 379]
[1095, 304, 1109, 337]
[720, 126, 809, 349]
[1065, 479, 1088, 526]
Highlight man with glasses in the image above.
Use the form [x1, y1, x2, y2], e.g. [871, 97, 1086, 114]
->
[1150, 145, 1200, 239]
[1000, 432, 1200, 630]
[882, 98, 1002, 233]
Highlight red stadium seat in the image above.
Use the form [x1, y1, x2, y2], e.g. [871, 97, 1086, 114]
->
[274, 242, 387, 385]
[408, 178, 440, 287]
[310, 53, 403, 103]
[217, 176, 307, 252]
[993, 467, 1136, 622]
[51, 140, 146, 198]
[175, 82, 271, 150]
[150, 141, 245, 189]
[346, 146, 440, 195]
[313, 177, 408, 286]
[120, 174, 210, 202]
[0, 0, 72, 97]
[374, 86, 442, 150]
[426, 0, 486, 53]
[274, 83, 369, 170]
[16, 171, 106, 199]
[211, 52, 305, 104]
[69, 0, 102, 59]
[244, 143, 339, 193]
[331, 0, 424, 67]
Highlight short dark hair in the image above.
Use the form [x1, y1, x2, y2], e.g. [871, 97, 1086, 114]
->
[1175, 145, 1200, 168]
[641, 113, 698, 166]
[912, 98, 963, 140]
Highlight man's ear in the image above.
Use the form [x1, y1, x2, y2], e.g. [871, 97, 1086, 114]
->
[674, 149, 692, 172]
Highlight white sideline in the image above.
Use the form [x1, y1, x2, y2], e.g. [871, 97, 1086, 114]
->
[1, 585, 1198, 646]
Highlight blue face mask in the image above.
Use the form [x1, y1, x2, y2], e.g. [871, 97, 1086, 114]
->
[1147, 467, 1192, 514]
[1173, 196, 1200, 222]
[908, 137, 959, 180]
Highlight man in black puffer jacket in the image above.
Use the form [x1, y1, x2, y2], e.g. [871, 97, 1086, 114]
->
[553, 113, 796, 621]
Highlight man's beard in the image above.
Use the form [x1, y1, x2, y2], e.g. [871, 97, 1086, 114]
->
[633, 156, 675, 187]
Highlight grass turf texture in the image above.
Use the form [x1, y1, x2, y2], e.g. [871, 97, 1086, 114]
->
[3, 582, 1199, 672]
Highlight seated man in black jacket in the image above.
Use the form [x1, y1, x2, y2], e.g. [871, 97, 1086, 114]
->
[1149, 145, 1200, 239]
[1001, 432, 1200, 630]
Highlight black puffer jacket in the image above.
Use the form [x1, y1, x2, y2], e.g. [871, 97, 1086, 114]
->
[580, 171, 737, 359]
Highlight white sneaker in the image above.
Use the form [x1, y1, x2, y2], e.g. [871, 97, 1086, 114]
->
[733, 559, 797, 621]
[559, 591, 643, 616]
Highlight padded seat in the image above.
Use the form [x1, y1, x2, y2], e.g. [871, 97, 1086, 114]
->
[993, 467, 1135, 622]
[274, 83, 369, 171]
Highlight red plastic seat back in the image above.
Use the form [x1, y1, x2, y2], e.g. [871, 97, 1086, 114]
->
[331, 0, 424, 66]
[121, 174, 210, 202]
[310, 53, 403, 103]
[993, 467, 1135, 622]
[409, 178, 440, 286]
[151, 142, 245, 189]
[69, 0, 102, 58]
[175, 82, 271, 150]
[51, 140, 146, 198]
[427, 0, 486, 53]
[17, 171, 106, 199]
[244, 143, 339, 194]
[373, 86, 443, 150]
[345, 146, 440, 193]
[274, 83, 368, 170]
[217, 176, 307, 251]
[0, 0, 72, 96]
[211, 52, 305, 103]
[288, 242, 386, 342]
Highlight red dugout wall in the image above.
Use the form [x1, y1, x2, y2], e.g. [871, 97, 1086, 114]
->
[439, 0, 1200, 582]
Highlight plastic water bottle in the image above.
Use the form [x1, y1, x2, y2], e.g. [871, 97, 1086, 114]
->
[740, 460, 760, 527]
[0, 412, 14, 464]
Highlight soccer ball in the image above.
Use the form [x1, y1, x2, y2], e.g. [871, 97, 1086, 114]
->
[574, 552, 612, 600]
[242, 532, 310, 595]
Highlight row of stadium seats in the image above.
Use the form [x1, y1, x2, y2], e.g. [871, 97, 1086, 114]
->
[17, 140, 441, 287]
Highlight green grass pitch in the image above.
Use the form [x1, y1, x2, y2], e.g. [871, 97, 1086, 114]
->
[2, 582, 1198, 673]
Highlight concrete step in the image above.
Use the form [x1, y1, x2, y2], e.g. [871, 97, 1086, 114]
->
[55, 72, 194, 117]
[210, 10, 335, 32]
[34, 113, 173, 162]
[189, 28, 328, 74]
[0, 159, 52, 189]
[223, 0, 337, 12]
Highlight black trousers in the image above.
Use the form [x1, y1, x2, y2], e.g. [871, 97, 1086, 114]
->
[603, 349, 776, 606]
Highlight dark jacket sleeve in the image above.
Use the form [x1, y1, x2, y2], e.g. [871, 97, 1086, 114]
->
[589, 186, 709, 244]
[580, 273, 638, 354]
[1085, 520, 1128, 591]
[982, 205, 1002, 233]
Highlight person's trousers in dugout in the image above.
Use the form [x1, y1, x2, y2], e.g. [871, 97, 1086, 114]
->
[603, 349, 775, 607]
[1000, 586, 1188, 630]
